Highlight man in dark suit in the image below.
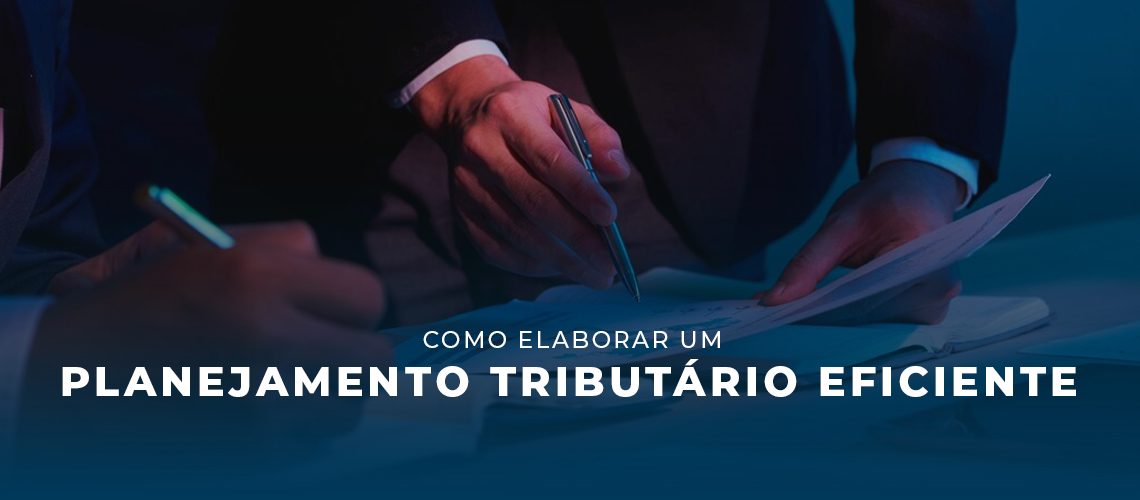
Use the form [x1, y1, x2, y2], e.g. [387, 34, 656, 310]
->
[207, 1, 1014, 325]
[0, 0, 390, 454]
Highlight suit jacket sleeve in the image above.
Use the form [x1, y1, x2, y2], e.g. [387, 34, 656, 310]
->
[854, 0, 1016, 196]
[337, 0, 509, 94]
[0, 70, 104, 293]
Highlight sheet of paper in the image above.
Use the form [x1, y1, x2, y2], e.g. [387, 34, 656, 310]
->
[1022, 320, 1140, 363]
[720, 296, 1050, 375]
[758, 175, 1049, 327]
[278, 374, 675, 479]
[277, 377, 496, 481]
[536, 267, 765, 305]
[391, 176, 1049, 372]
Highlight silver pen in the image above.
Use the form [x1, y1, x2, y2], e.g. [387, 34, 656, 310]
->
[549, 94, 641, 302]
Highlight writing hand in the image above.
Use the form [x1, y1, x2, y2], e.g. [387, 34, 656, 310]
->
[49, 220, 325, 294]
[25, 222, 390, 440]
[412, 56, 632, 288]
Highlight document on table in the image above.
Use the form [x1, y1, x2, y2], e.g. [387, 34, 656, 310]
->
[391, 176, 1050, 372]
[1022, 320, 1140, 364]
[284, 373, 679, 478]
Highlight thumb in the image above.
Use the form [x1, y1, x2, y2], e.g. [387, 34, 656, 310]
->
[48, 222, 182, 295]
[760, 217, 857, 306]
[48, 267, 96, 295]
[572, 101, 631, 182]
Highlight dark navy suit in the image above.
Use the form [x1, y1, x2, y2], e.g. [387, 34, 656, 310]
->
[0, 0, 103, 292]
[206, 1, 1016, 323]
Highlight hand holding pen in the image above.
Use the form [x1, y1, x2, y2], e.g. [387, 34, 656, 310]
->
[550, 94, 641, 301]
[408, 57, 634, 291]
[29, 185, 391, 441]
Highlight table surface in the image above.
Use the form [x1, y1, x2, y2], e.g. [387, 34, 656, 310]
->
[334, 215, 1140, 496]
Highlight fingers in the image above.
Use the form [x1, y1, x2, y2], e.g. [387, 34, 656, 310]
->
[455, 138, 613, 267]
[48, 222, 183, 295]
[48, 269, 97, 295]
[276, 256, 388, 330]
[800, 268, 962, 326]
[228, 220, 320, 256]
[453, 167, 615, 288]
[128, 221, 184, 256]
[108, 220, 183, 264]
[502, 114, 617, 226]
[52, 221, 321, 297]
[566, 101, 631, 182]
[762, 215, 859, 306]
[289, 316, 395, 368]
[456, 208, 548, 276]
[450, 84, 627, 288]
[492, 147, 615, 274]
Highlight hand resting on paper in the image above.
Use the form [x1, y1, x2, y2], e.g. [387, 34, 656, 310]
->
[756, 161, 965, 325]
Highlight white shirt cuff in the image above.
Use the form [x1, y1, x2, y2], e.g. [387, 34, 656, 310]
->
[388, 39, 508, 108]
[869, 137, 981, 210]
[0, 297, 51, 462]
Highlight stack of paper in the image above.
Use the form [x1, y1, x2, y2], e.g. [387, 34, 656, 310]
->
[390, 176, 1051, 373]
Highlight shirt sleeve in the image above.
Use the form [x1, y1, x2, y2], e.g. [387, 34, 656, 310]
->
[0, 297, 51, 462]
[388, 39, 508, 108]
[853, 1, 1014, 200]
[869, 136, 981, 210]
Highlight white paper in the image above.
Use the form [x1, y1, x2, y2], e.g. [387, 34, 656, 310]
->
[1022, 320, 1140, 363]
[722, 296, 1050, 375]
[391, 176, 1050, 372]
